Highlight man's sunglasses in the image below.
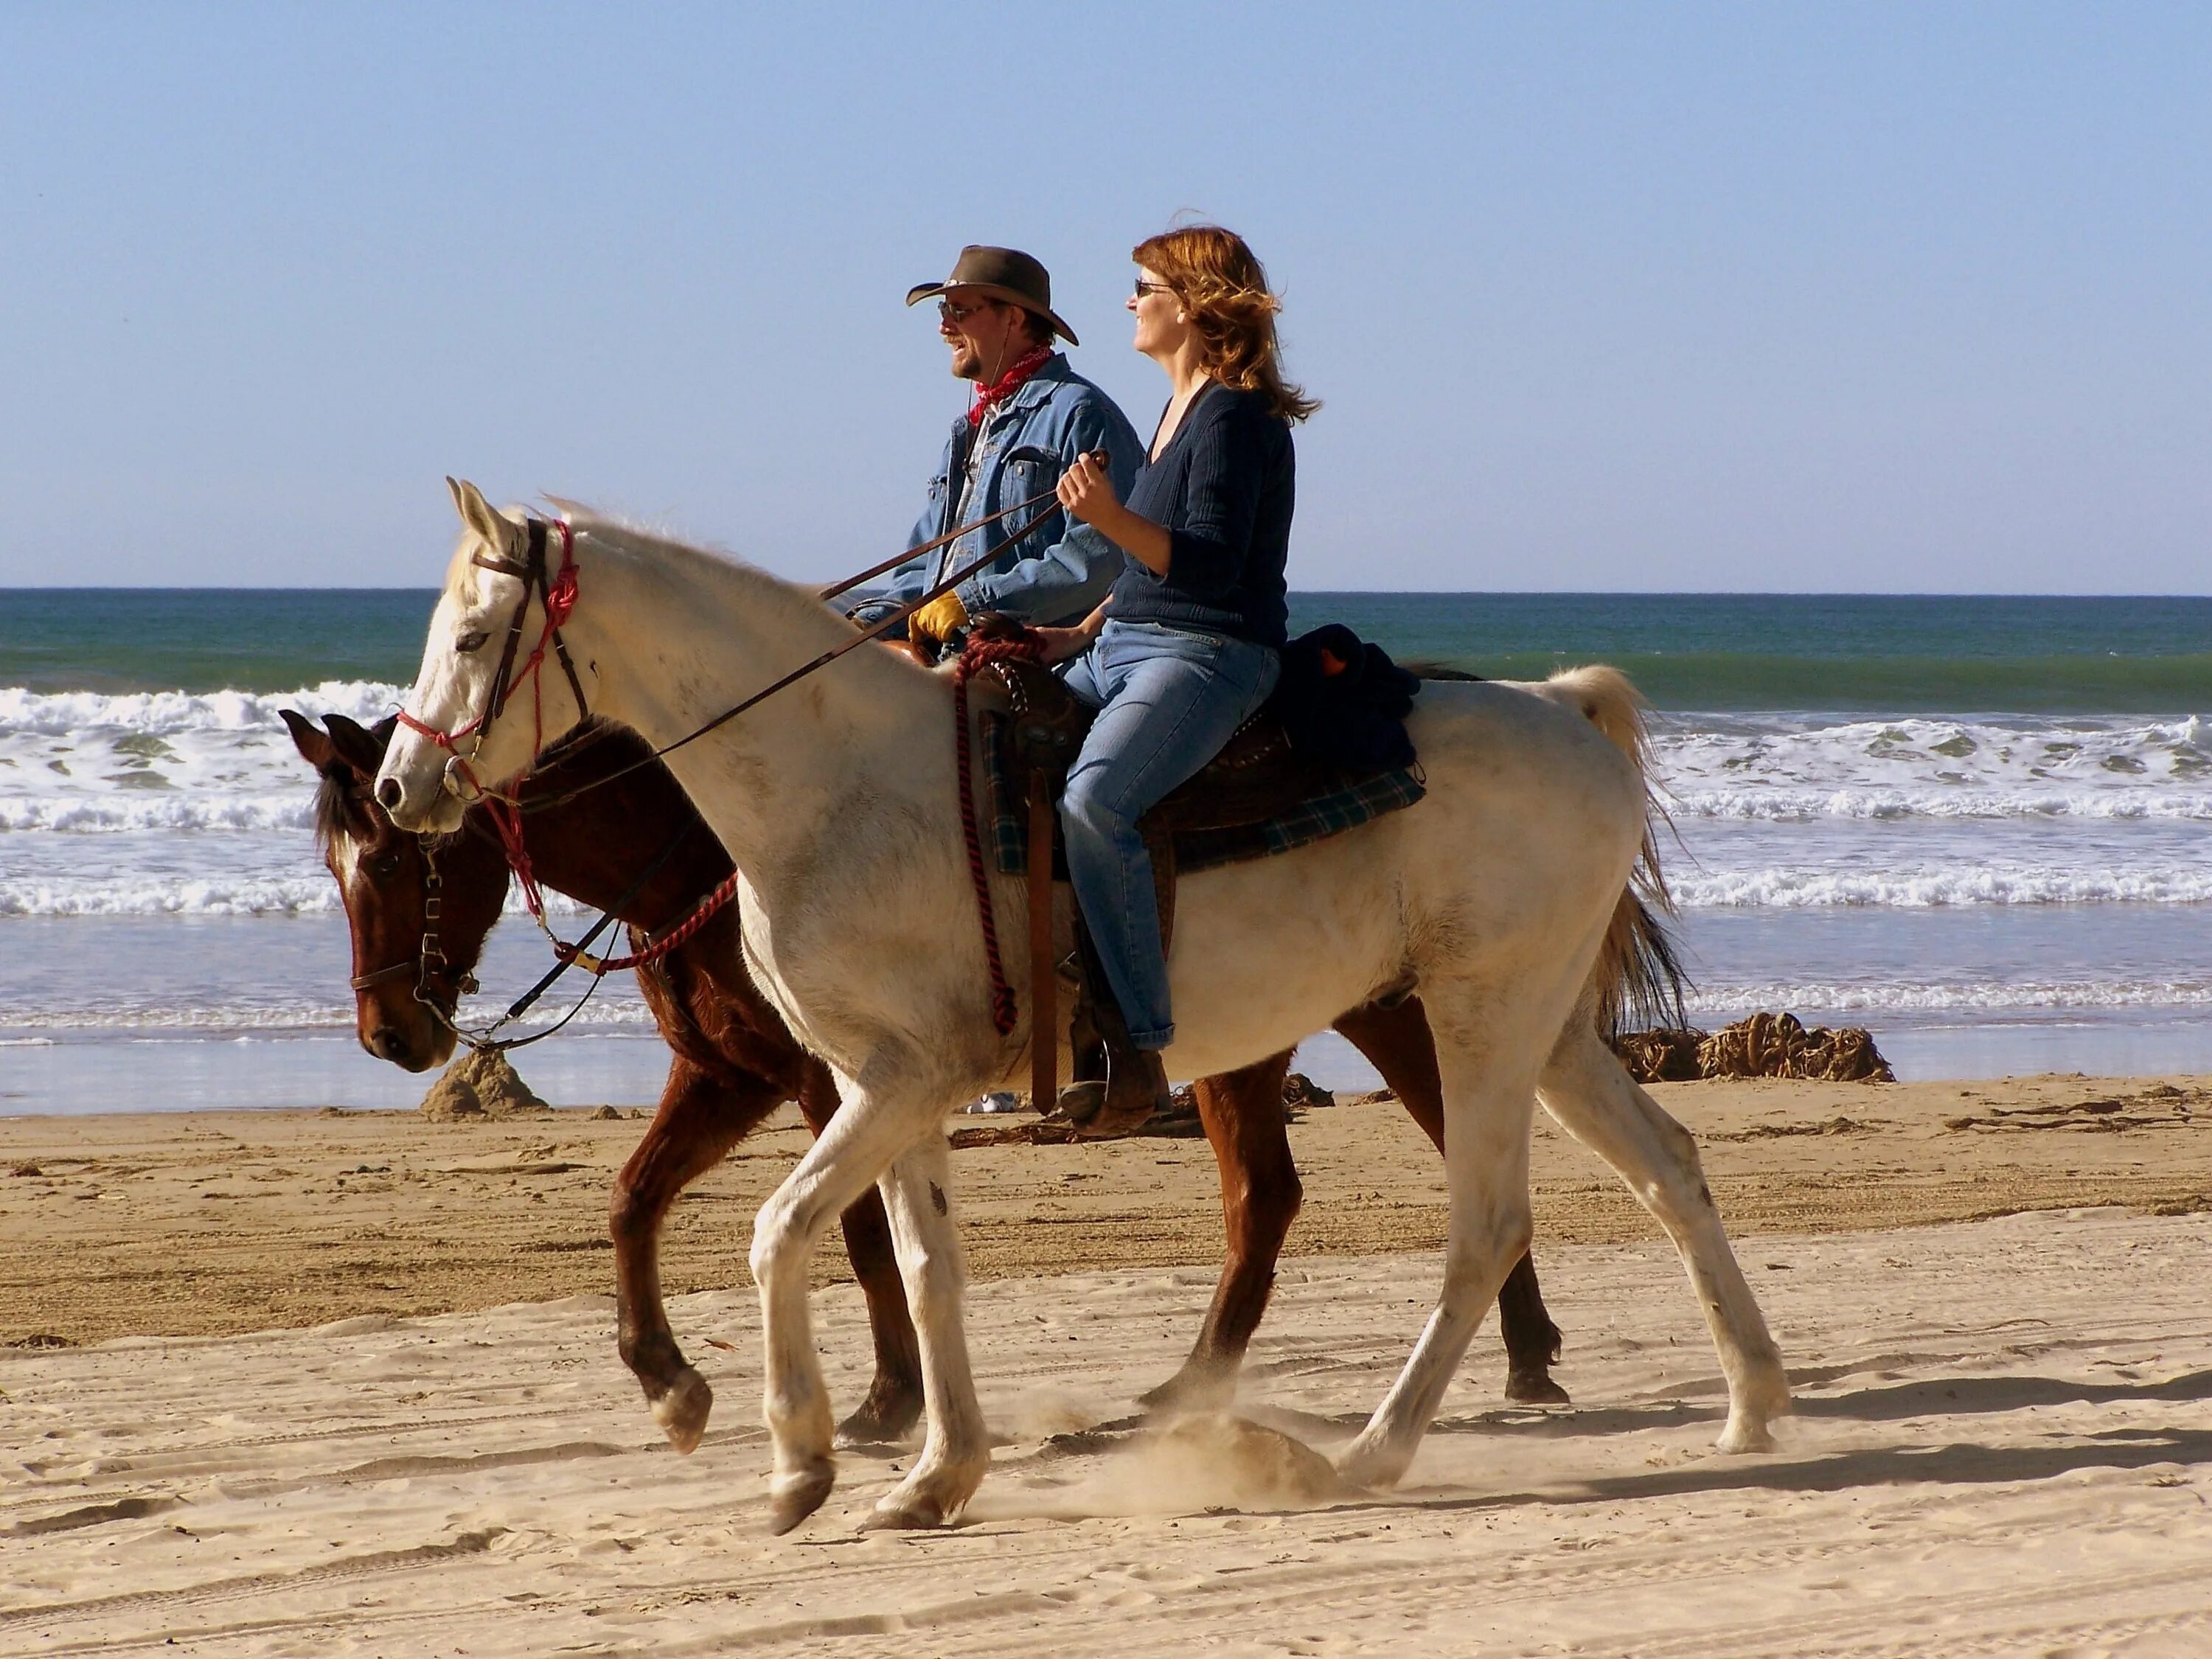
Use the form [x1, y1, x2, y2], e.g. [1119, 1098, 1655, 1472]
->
[937, 297, 1004, 325]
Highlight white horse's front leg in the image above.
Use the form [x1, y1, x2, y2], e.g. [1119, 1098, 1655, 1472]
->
[748, 1077, 941, 1534]
[860, 1133, 990, 1529]
[1537, 1021, 1791, 1451]
[1338, 1025, 1538, 1490]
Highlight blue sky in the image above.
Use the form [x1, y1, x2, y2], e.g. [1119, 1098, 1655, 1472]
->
[3, 3, 2206, 591]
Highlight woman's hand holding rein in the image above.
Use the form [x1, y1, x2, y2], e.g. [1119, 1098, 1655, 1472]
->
[1058, 453, 1172, 576]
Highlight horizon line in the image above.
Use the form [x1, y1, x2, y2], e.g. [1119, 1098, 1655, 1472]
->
[6, 586, 2212, 602]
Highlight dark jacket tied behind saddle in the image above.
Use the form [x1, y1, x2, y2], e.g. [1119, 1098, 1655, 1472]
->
[1270, 624, 1428, 775]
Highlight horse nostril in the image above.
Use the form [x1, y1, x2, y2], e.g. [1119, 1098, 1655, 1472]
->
[376, 776, 403, 810]
[369, 1026, 408, 1062]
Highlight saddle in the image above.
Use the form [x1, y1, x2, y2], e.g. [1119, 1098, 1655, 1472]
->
[968, 617, 1411, 1115]
[984, 647, 1329, 850]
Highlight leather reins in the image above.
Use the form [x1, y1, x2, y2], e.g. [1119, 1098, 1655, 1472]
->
[386, 458, 1095, 1048]
[346, 807, 701, 1056]
[516, 456, 1102, 815]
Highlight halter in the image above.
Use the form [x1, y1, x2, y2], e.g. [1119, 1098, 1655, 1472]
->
[397, 515, 589, 804]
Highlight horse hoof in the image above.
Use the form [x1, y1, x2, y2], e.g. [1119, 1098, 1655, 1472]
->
[651, 1369, 714, 1455]
[1333, 1436, 1405, 1492]
[834, 1389, 925, 1450]
[1138, 1366, 1235, 1415]
[1716, 1416, 1777, 1455]
[1505, 1371, 1571, 1406]
[765, 1464, 836, 1535]
[858, 1492, 950, 1532]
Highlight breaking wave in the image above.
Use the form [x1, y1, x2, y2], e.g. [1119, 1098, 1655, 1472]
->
[1688, 979, 2212, 1015]
[1672, 863, 2212, 910]
[1652, 713, 2211, 821]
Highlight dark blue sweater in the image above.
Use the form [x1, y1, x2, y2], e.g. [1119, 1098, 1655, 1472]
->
[1109, 383, 1293, 647]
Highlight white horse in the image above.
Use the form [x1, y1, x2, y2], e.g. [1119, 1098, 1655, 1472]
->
[376, 482, 1788, 1531]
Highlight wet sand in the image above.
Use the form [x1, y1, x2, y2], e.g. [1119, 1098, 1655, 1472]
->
[4, 1074, 2209, 1346]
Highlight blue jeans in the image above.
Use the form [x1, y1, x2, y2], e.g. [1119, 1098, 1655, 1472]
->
[1060, 621, 1281, 1049]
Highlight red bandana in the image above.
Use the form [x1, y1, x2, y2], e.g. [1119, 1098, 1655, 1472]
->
[968, 345, 1054, 428]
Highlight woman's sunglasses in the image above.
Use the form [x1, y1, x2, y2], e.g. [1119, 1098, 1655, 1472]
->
[1133, 279, 1173, 299]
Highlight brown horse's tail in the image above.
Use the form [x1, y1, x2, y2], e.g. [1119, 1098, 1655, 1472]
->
[1537, 665, 1690, 1037]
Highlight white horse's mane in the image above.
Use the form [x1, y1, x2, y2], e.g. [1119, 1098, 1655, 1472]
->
[548, 500, 866, 644]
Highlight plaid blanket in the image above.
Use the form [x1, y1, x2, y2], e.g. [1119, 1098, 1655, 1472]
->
[982, 712, 1426, 878]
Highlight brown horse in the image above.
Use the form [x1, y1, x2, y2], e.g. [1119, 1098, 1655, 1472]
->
[284, 710, 1569, 1450]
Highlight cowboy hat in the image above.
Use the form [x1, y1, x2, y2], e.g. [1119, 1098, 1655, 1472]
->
[905, 245, 1079, 346]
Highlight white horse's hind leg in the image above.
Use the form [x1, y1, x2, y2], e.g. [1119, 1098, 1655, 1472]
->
[1338, 1026, 1539, 1490]
[859, 1133, 990, 1530]
[748, 1074, 944, 1534]
[1537, 1021, 1791, 1451]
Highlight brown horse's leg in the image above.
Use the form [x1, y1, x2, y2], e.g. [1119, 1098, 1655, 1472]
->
[1140, 1048, 1302, 1413]
[1494, 1251, 1567, 1403]
[612, 1058, 775, 1453]
[1333, 998, 1570, 1404]
[790, 1061, 925, 1446]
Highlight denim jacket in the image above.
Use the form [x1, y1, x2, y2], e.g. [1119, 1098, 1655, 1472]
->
[880, 355, 1144, 627]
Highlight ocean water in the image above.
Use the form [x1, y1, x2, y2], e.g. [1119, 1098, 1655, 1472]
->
[3, 589, 2208, 1113]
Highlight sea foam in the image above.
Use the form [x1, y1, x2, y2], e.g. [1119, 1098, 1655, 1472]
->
[1652, 713, 2210, 820]
[1672, 863, 2212, 910]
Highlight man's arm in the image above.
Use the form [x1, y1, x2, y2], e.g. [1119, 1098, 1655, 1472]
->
[954, 397, 1142, 627]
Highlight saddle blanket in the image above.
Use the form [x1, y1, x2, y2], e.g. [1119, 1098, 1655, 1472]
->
[982, 712, 1427, 879]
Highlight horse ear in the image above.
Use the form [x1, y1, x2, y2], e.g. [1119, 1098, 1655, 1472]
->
[324, 712, 389, 778]
[279, 707, 334, 770]
[447, 476, 515, 557]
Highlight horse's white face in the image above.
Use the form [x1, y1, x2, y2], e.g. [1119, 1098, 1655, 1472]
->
[375, 478, 571, 834]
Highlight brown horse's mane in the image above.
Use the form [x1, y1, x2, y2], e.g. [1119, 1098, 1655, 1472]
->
[310, 759, 385, 852]
[310, 768, 368, 853]
[309, 713, 406, 852]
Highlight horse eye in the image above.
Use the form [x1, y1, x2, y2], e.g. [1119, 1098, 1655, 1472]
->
[369, 850, 403, 880]
[455, 630, 490, 654]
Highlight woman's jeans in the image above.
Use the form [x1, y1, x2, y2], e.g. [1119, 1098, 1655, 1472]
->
[1060, 621, 1281, 1050]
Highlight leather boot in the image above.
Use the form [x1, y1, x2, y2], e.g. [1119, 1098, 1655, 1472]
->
[1057, 925, 1170, 1138]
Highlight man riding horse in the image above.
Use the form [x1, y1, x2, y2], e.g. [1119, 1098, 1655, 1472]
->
[853, 246, 1143, 656]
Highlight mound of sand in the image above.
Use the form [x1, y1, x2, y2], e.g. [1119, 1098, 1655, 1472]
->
[417, 1051, 553, 1121]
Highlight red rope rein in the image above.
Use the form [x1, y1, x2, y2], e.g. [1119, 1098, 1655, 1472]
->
[951, 632, 1047, 1037]
[564, 869, 742, 975]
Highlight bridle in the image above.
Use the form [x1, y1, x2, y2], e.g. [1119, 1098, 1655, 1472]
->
[343, 810, 635, 1057]
[396, 515, 589, 807]
[347, 831, 479, 1012]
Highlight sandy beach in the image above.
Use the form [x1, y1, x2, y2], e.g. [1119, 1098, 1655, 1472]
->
[8, 1075, 2212, 1655]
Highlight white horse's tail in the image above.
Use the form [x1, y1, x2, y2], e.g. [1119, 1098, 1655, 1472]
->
[1537, 666, 1688, 1037]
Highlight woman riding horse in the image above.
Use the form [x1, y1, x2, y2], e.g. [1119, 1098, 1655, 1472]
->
[1040, 225, 1318, 1134]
